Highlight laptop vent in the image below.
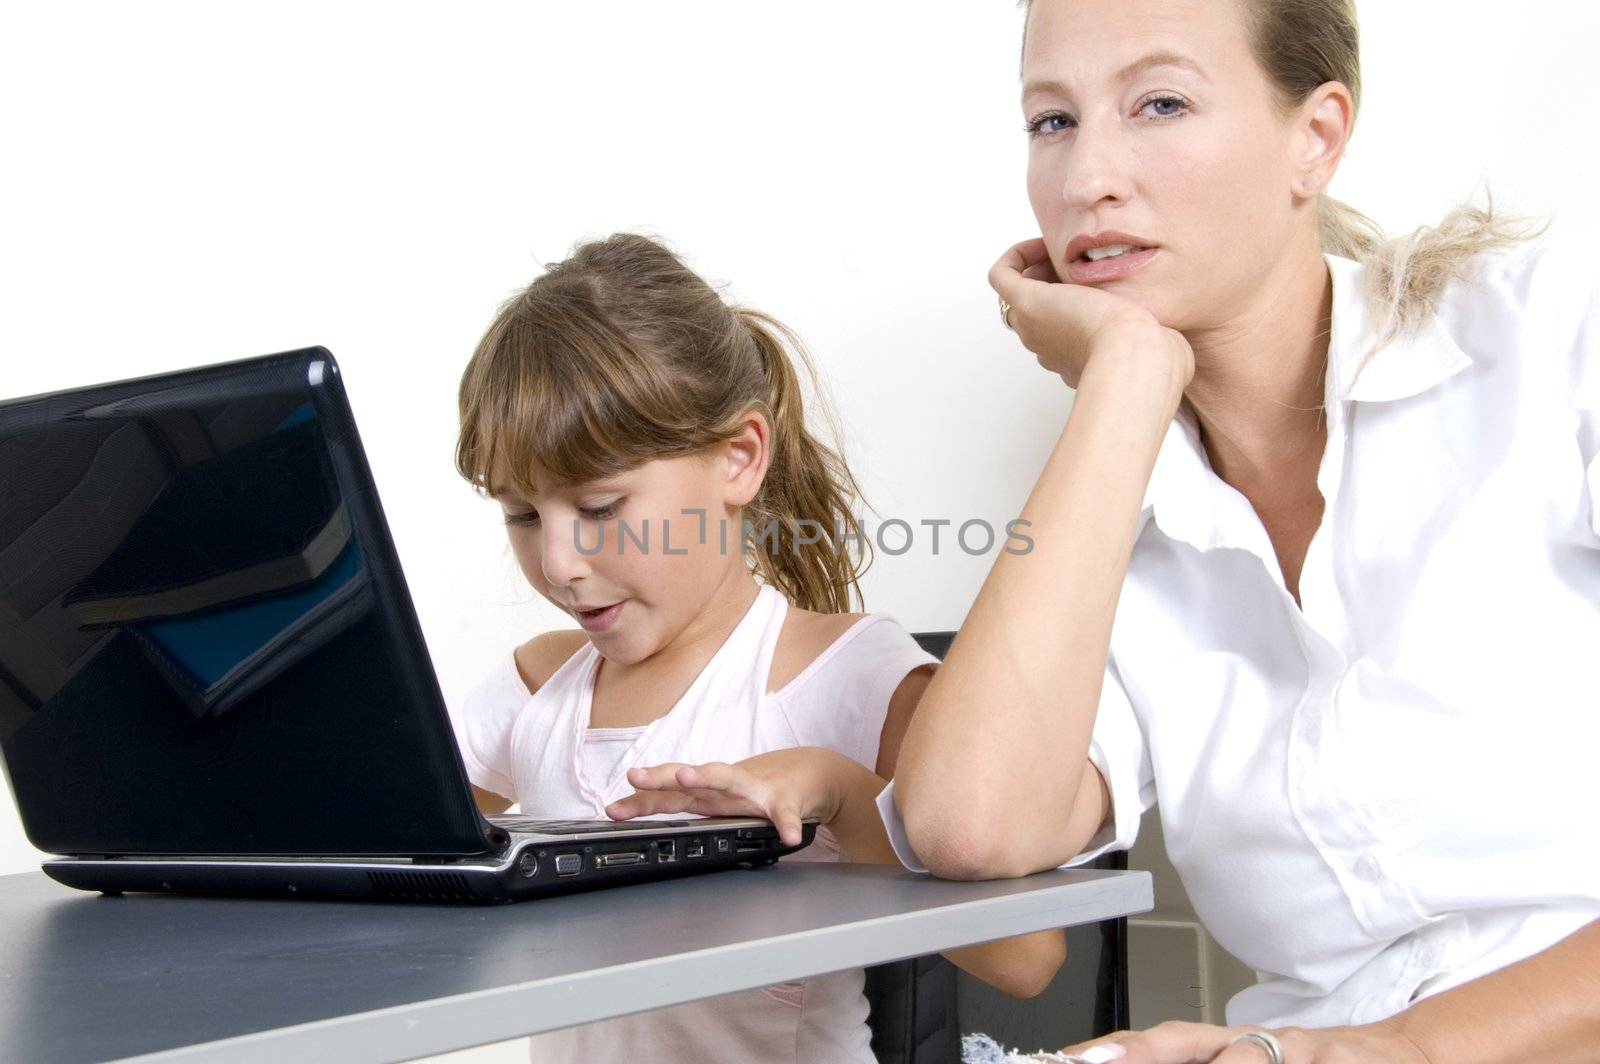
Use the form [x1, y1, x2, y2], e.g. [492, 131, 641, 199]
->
[367, 870, 476, 901]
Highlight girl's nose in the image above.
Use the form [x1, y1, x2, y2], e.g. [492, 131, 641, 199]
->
[539, 517, 596, 587]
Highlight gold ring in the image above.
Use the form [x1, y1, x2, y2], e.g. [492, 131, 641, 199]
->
[999, 298, 1014, 331]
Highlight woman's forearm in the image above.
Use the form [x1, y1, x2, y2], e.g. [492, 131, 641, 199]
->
[1373, 918, 1600, 1063]
[892, 341, 1184, 878]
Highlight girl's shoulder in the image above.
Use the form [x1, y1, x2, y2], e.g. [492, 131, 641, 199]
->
[766, 604, 935, 697]
[766, 606, 870, 695]
[510, 628, 592, 698]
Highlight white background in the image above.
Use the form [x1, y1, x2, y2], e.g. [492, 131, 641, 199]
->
[2, 2, 1596, 1057]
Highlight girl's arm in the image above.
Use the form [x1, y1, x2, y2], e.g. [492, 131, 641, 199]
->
[871, 665, 1067, 999]
[472, 786, 512, 814]
[610, 740, 1068, 999]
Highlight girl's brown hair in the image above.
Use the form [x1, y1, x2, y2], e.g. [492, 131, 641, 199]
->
[456, 233, 870, 614]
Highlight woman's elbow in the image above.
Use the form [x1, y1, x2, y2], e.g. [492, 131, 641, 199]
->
[905, 815, 1040, 880]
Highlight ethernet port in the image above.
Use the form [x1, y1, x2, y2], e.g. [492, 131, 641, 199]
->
[658, 839, 677, 863]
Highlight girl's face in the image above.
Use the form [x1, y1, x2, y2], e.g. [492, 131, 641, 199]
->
[491, 421, 768, 666]
[1022, 0, 1309, 331]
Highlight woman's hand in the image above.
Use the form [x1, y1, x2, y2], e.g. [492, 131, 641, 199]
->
[604, 747, 865, 848]
[1051, 1020, 1431, 1064]
[990, 237, 1194, 395]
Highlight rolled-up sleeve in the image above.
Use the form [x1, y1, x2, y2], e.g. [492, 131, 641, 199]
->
[1064, 657, 1154, 866]
[875, 658, 1154, 874]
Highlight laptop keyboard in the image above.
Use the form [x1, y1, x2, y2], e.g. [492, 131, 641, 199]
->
[487, 815, 697, 835]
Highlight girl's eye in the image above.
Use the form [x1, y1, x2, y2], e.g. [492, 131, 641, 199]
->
[580, 500, 622, 521]
[1024, 111, 1074, 138]
[1139, 94, 1190, 119]
[504, 510, 540, 527]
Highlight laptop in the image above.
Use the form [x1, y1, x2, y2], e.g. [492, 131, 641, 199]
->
[0, 348, 814, 903]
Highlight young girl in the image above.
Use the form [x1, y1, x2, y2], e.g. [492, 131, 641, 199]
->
[451, 233, 1063, 1063]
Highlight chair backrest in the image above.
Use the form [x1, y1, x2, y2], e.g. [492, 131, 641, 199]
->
[861, 632, 1130, 1063]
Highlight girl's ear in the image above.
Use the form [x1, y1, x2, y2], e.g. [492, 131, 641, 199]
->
[722, 408, 771, 507]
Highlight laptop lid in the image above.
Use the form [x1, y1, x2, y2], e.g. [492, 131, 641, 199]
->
[0, 349, 505, 859]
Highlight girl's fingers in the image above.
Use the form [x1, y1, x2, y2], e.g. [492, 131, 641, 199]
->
[774, 801, 805, 847]
[605, 788, 699, 820]
[628, 763, 693, 790]
[674, 762, 745, 795]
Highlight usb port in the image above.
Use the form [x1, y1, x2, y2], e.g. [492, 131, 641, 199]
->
[554, 853, 581, 877]
[596, 851, 647, 868]
[716, 838, 731, 854]
[686, 839, 705, 860]
[658, 840, 676, 863]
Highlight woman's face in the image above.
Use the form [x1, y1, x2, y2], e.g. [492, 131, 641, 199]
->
[1022, 0, 1306, 331]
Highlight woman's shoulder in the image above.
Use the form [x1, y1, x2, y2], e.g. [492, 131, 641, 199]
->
[1438, 226, 1596, 330]
[510, 629, 592, 698]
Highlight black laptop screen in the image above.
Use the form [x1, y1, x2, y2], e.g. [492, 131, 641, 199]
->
[0, 351, 494, 857]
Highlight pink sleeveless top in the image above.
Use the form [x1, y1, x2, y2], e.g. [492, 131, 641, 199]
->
[452, 583, 939, 1063]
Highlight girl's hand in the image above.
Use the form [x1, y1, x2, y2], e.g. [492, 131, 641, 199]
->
[604, 747, 863, 848]
[989, 237, 1194, 395]
[1051, 1020, 1431, 1064]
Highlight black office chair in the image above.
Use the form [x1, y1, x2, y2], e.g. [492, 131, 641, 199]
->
[861, 631, 1130, 1064]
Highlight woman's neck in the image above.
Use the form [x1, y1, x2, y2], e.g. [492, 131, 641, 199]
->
[1181, 242, 1333, 493]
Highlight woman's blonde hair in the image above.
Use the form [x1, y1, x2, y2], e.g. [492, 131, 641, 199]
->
[1022, 0, 1548, 345]
[456, 232, 871, 614]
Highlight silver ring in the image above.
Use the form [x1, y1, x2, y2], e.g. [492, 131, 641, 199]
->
[1229, 1031, 1284, 1064]
[999, 297, 1014, 330]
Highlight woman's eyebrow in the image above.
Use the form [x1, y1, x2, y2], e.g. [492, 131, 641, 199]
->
[1023, 50, 1210, 100]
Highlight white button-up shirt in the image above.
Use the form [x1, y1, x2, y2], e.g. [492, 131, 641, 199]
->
[879, 237, 1600, 1029]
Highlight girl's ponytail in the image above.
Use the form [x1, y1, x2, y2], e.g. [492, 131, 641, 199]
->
[734, 307, 872, 614]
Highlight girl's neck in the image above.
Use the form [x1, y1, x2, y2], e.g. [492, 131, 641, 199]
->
[603, 565, 761, 681]
[1180, 240, 1333, 493]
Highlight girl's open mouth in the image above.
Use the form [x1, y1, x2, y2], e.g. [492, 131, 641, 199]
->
[575, 601, 624, 633]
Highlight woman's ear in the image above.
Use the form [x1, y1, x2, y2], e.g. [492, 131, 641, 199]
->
[1291, 80, 1355, 200]
[721, 408, 771, 508]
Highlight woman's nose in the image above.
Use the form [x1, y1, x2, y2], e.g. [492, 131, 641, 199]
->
[1060, 121, 1132, 214]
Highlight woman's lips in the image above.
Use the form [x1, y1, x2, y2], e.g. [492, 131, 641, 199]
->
[1066, 246, 1159, 285]
[575, 601, 625, 633]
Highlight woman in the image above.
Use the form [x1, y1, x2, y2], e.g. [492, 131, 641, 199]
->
[615, 0, 1600, 1059]
[892, 0, 1600, 1059]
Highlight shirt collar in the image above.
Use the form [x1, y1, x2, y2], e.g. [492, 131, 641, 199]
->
[1139, 252, 1474, 553]
[1324, 251, 1474, 404]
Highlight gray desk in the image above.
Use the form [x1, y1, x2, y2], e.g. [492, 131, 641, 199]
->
[0, 863, 1152, 1064]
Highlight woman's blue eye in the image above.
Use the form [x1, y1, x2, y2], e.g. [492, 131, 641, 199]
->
[1025, 112, 1074, 138]
[580, 501, 620, 521]
[505, 510, 540, 527]
[1140, 94, 1189, 119]
[1025, 95, 1187, 138]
